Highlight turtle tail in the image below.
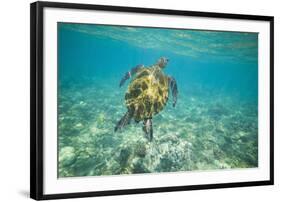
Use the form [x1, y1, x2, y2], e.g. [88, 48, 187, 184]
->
[114, 111, 132, 132]
[143, 119, 153, 141]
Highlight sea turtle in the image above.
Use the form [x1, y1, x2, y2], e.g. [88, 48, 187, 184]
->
[114, 57, 178, 141]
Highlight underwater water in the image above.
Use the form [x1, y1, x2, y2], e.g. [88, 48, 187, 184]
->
[58, 23, 258, 177]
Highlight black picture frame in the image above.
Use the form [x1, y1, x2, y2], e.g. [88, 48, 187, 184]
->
[30, 1, 274, 200]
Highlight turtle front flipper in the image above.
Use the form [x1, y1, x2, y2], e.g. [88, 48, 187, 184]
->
[143, 119, 153, 141]
[168, 76, 178, 107]
[119, 64, 144, 87]
[114, 111, 132, 132]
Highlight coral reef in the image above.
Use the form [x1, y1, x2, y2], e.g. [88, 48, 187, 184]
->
[58, 81, 258, 177]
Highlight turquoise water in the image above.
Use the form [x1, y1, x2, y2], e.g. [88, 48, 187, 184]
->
[58, 23, 258, 177]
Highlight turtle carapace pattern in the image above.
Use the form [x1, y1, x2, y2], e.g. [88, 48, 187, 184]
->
[114, 57, 178, 141]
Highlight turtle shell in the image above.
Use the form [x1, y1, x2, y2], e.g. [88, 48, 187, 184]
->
[125, 66, 169, 122]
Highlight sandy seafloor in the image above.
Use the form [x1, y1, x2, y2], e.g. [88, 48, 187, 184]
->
[58, 78, 258, 177]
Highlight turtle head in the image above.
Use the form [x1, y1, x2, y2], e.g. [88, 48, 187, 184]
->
[157, 57, 169, 69]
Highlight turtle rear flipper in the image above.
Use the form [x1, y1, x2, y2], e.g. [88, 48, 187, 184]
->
[114, 111, 132, 132]
[143, 119, 153, 141]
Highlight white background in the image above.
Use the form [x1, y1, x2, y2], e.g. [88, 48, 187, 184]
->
[0, 0, 279, 201]
[44, 7, 270, 194]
